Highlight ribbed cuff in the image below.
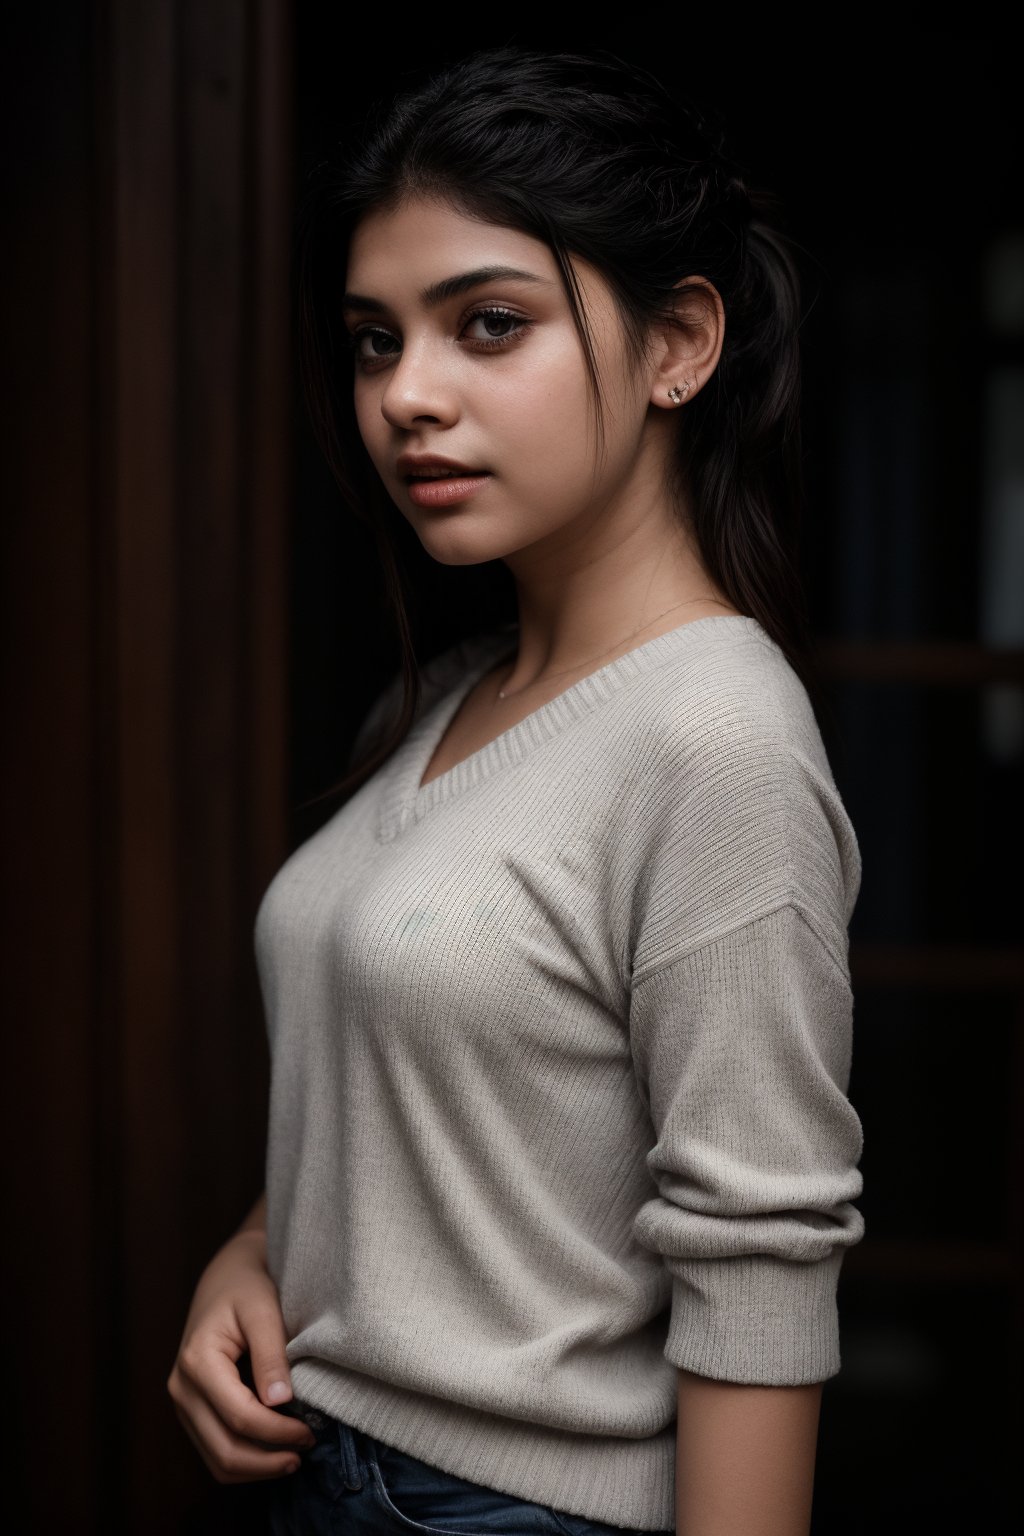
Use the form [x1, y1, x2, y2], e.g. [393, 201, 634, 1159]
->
[663, 1248, 846, 1384]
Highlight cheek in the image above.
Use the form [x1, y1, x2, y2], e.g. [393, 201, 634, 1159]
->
[488, 339, 595, 466]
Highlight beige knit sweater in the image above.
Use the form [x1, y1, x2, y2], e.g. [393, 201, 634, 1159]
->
[254, 613, 865, 1530]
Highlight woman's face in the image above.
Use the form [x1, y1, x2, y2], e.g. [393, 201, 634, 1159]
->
[342, 194, 659, 568]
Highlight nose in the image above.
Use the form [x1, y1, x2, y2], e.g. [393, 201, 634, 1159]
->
[378, 335, 460, 431]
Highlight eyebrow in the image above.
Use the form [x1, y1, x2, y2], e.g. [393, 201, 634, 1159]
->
[341, 264, 551, 314]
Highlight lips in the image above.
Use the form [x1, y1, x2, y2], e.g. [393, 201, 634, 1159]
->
[396, 453, 488, 481]
[404, 471, 492, 509]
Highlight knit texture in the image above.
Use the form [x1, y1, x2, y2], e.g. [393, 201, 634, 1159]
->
[254, 614, 865, 1531]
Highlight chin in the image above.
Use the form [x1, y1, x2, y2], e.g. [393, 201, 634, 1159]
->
[413, 524, 515, 568]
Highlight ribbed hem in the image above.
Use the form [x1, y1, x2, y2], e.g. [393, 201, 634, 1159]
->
[663, 1250, 845, 1384]
[287, 1360, 677, 1531]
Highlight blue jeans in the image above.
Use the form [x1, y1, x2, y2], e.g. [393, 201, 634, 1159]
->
[265, 1397, 673, 1536]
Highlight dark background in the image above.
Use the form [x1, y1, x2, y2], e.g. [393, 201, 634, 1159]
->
[3, 6, 1021, 1532]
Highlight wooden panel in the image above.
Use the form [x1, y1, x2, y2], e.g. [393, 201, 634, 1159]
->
[843, 1238, 1015, 1285]
[103, 3, 184, 1522]
[851, 945, 1024, 989]
[819, 640, 1024, 685]
[4, 4, 291, 1531]
[104, 2, 293, 1527]
[2, 8, 102, 1527]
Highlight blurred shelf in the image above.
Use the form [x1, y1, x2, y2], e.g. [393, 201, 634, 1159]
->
[850, 944, 1024, 989]
[842, 1237, 1017, 1285]
[817, 641, 1024, 686]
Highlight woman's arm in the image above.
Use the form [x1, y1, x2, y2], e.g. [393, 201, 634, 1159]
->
[675, 1368, 822, 1536]
[167, 1186, 317, 1482]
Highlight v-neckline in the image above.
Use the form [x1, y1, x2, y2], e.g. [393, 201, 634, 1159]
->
[375, 613, 768, 843]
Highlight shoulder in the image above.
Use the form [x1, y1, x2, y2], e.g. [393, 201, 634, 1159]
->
[616, 628, 833, 819]
[621, 627, 862, 983]
[626, 625, 824, 770]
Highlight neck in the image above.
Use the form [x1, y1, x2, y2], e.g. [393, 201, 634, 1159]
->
[496, 507, 736, 698]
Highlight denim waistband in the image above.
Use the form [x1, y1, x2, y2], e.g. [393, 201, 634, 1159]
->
[289, 1398, 369, 1492]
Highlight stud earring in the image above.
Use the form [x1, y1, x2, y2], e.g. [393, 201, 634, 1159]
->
[668, 382, 690, 405]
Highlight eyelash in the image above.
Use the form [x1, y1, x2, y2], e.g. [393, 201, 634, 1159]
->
[344, 306, 532, 368]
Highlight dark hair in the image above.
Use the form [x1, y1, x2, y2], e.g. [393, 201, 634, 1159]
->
[295, 45, 827, 809]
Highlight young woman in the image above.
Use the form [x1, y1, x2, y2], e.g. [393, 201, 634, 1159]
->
[168, 46, 865, 1536]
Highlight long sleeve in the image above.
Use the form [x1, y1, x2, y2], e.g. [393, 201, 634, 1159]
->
[628, 901, 865, 1385]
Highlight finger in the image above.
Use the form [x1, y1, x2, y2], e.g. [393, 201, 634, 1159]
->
[179, 1336, 316, 1451]
[173, 1386, 305, 1485]
[237, 1294, 298, 1411]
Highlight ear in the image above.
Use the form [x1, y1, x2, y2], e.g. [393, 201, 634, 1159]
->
[648, 276, 725, 410]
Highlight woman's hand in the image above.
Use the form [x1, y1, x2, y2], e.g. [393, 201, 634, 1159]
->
[167, 1227, 317, 1483]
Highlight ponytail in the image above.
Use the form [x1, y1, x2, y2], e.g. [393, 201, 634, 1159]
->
[682, 187, 826, 725]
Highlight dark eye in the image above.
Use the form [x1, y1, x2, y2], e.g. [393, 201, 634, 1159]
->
[354, 328, 399, 360]
[464, 308, 524, 344]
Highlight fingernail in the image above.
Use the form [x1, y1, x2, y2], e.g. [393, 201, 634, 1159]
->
[266, 1380, 291, 1404]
